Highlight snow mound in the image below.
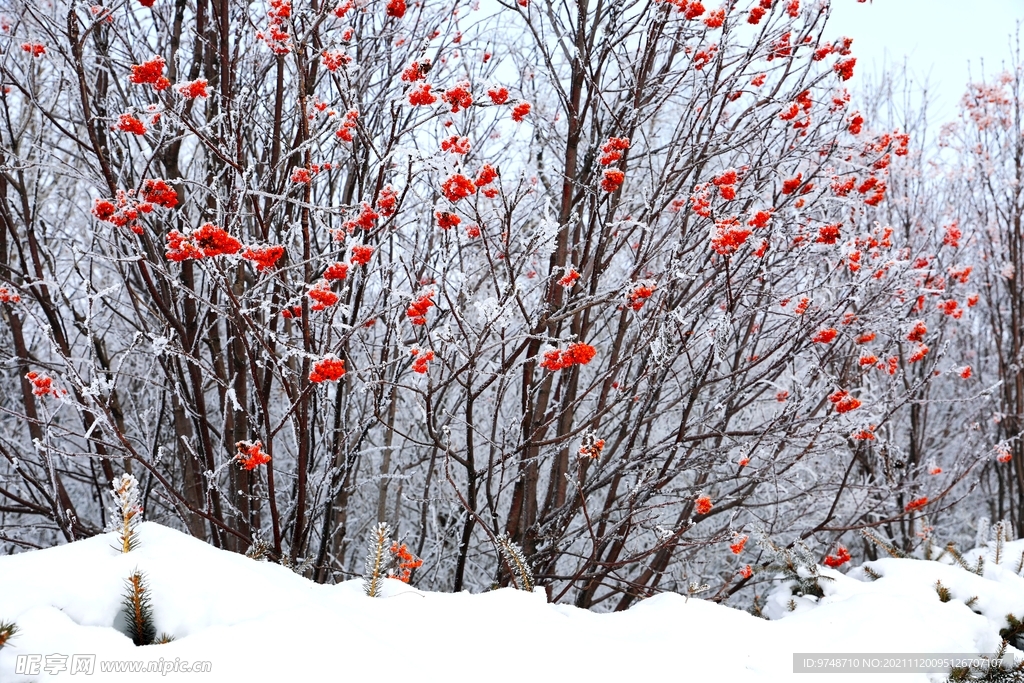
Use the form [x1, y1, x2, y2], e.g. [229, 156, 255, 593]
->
[0, 523, 1020, 682]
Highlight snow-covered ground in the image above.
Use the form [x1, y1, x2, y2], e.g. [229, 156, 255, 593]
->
[1, 523, 1022, 682]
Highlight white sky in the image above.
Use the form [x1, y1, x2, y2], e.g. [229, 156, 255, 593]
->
[828, 0, 1024, 123]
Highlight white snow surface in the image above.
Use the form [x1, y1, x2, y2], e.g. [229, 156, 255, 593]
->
[0, 523, 1022, 682]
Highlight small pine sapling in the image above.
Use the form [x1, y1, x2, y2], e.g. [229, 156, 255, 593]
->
[945, 541, 984, 576]
[121, 571, 156, 646]
[948, 640, 1024, 682]
[749, 594, 768, 620]
[935, 580, 952, 603]
[110, 473, 143, 553]
[1002, 615, 1024, 650]
[245, 537, 271, 561]
[279, 554, 313, 576]
[756, 534, 832, 599]
[861, 565, 882, 581]
[0, 620, 18, 650]
[990, 519, 1013, 565]
[860, 528, 907, 558]
[496, 534, 534, 592]
[686, 581, 710, 603]
[363, 522, 392, 597]
[946, 661, 969, 680]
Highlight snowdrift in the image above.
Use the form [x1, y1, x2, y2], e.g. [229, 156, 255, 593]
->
[0, 523, 1022, 682]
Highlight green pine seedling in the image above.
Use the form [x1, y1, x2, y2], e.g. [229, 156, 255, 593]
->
[1001, 615, 1024, 650]
[947, 640, 1024, 682]
[860, 528, 907, 558]
[862, 565, 883, 581]
[122, 571, 156, 646]
[0, 620, 18, 650]
[945, 542, 984, 576]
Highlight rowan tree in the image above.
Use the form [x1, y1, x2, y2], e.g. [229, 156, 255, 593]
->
[0, 0, 987, 608]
